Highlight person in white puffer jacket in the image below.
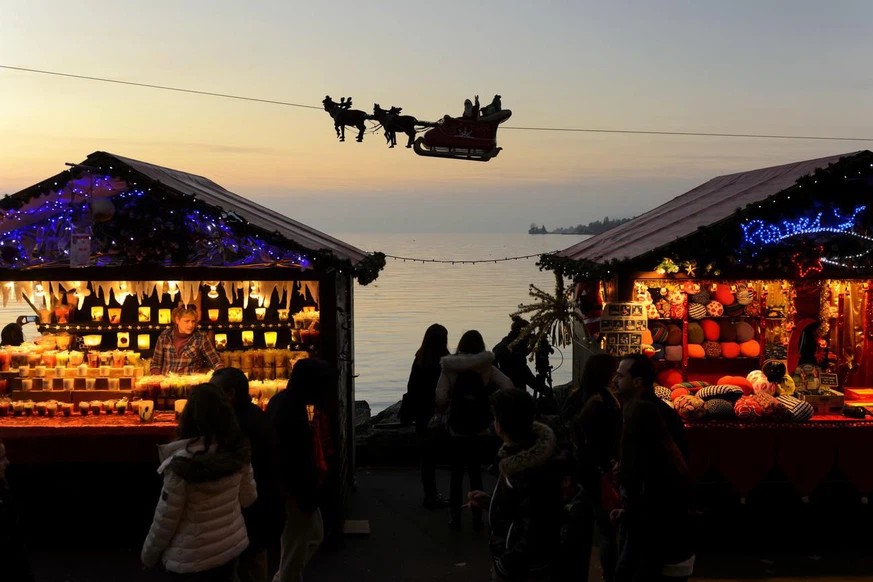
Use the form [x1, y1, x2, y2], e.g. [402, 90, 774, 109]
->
[142, 383, 258, 580]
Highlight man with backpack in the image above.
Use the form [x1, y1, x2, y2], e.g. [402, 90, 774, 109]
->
[435, 330, 515, 530]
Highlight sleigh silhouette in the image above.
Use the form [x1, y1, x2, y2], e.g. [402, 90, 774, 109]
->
[413, 109, 512, 162]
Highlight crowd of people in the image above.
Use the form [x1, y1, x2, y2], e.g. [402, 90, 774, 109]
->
[400, 319, 696, 582]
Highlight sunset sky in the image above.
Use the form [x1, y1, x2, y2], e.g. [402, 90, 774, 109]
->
[1, 1, 872, 234]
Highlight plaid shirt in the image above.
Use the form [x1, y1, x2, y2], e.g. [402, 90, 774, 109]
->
[150, 328, 223, 375]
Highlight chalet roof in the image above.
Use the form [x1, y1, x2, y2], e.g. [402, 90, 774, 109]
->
[556, 151, 868, 265]
[94, 151, 369, 264]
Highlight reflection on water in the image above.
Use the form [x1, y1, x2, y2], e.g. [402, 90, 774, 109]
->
[0, 233, 587, 413]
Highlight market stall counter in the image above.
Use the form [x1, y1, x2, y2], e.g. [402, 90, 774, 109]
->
[687, 415, 873, 500]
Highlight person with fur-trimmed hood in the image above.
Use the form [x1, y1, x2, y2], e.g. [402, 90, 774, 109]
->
[469, 389, 563, 582]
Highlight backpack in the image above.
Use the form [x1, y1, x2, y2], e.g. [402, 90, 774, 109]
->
[447, 370, 492, 435]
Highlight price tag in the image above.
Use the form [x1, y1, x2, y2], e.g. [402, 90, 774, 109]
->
[819, 372, 839, 388]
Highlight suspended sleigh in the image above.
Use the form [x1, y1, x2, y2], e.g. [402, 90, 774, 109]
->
[413, 109, 512, 162]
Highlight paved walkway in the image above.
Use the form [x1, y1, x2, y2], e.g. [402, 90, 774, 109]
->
[28, 466, 873, 581]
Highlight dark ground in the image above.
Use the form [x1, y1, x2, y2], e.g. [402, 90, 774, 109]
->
[19, 465, 873, 582]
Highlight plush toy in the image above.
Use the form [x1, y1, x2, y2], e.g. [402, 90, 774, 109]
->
[706, 300, 724, 317]
[734, 395, 764, 420]
[668, 289, 687, 319]
[704, 398, 736, 419]
[647, 304, 660, 320]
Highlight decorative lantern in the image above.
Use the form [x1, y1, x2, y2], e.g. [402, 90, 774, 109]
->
[277, 309, 289, 322]
[264, 331, 277, 348]
[213, 333, 227, 350]
[255, 307, 266, 321]
[208, 309, 220, 322]
[137, 334, 150, 350]
[108, 308, 122, 324]
[91, 306, 104, 322]
[158, 309, 171, 325]
[228, 307, 243, 323]
[241, 330, 254, 347]
[83, 335, 102, 349]
[117, 332, 130, 348]
[138, 307, 151, 322]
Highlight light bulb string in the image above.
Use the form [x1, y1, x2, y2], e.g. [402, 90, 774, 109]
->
[383, 251, 558, 265]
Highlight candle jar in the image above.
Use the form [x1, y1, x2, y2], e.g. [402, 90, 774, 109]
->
[68, 350, 84, 366]
[87, 351, 99, 368]
[214, 333, 227, 350]
[137, 334, 150, 350]
[117, 332, 130, 349]
[228, 307, 243, 323]
[83, 335, 102, 350]
[39, 308, 53, 324]
[264, 331, 278, 348]
[158, 309, 171, 325]
[56, 333, 72, 351]
[255, 307, 266, 321]
[54, 305, 71, 324]
[208, 309, 219, 322]
[108, 308, 122, 324]
[138, 307, 151, 322]
[241, 330, 254, 347]
[91, 306, 104, 322]
[277, 309, 289, 322]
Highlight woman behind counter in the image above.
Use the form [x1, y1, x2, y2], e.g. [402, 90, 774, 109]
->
[150, 305, 223, 375]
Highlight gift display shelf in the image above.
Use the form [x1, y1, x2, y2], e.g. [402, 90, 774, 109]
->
[0, 410, 176, 438]
[37, 322, 295, 333]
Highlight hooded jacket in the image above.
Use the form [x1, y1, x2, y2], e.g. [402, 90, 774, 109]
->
[141, 437, 257, 573]
[488, 422, 562, 580]
[435, 351, 515, 412]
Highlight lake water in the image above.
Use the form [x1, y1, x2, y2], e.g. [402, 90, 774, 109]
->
[337, 232, 588, 412]
[0, 233, 587, 414]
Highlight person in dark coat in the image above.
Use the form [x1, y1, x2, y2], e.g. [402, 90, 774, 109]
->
[266, 358, 329, 582]
[400, 323, 450, 509]
[613, 399, 695, 581]
[469, 389, 563, 582]
[0, 323, 24, 347]
[563, 352, 621, 582]
[492, 316, 550, 397]
[210, 367, 285, 582]
[0, 439, 35, 582]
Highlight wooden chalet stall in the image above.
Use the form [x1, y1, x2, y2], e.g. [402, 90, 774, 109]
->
[0, 151, 384, 545]
[545, 151, 873, 505]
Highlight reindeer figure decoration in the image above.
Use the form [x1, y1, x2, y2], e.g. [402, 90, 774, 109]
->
[323, 96, 370, 142]
[372, 104, 431, 148]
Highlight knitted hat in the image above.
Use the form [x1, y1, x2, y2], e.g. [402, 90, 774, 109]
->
[658, 369, 684, 388]
[706, 300, 724, 317]
[703, 340, 722, 358]
[690, 290, 711, 305]
[666, 324, 683, 346]
[665, 345, 683, 361]
[687, 322, 704, 344]
[724, 302, 745, 317]
[739, 339, 761, 358]
[735, 321, 755, 343]
[697, 384, 744, 401]
[736, 286, 756, 306]
[701, 319, 720, 341]
[688, 302, 707, 320]
[650, 322, 669, 343]
[704, 398, 736, 419]
[719, 320, 737, 342]
[720, 342, 741, 358]
[717, 375, 754, 395]
[734, 395, 764, 420]
[714, 284, 735, 306]
[687, 343, 706, 359]
[674, 394, 707, 420]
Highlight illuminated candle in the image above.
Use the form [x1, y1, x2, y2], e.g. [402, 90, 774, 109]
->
[241, 330, 254, 347]
[77, 364, 88, 377]
[108, 308, 122, 324]
[214, 333, 227, 350]
[228, 307, 243, 323]
[138, 307, 151, 322]
[158, 309, 171, 325]
[83, 335, 102, 349]
[208, 309, 219, 322]
[91, 306, 104, 322]
[56, 333, 72, 350]
[277, 309, 289, 322]
[255, 307, 266, 321]
[137, 334, 150, 350]
[117, 332, 130, 348]
[264, 331, 277, 348]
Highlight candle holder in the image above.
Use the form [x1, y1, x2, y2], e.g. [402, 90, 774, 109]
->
[255, 307, 266, 321]
[91, 306, 104, 322]
[228, 307, 243, 323]
[137, 334, 150, 351]
[264, 331, 277, 348]
[83, 335, 102, 349]
[158, 309, 171, 325]
[241, 330, 254, 347]
[277, 309, 289, 322]
[108, 308, 122, 324]
[208, 309, 220, 322]
[56, 333, 72, 351]
[117, 332, 130, 348]
[214, 333, 227, 350]
[138, 307, 151, 322]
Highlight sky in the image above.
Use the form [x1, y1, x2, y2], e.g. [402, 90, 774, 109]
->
[1, 1, 872, 235]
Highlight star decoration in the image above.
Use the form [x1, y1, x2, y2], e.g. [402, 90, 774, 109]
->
[793, 246, 824, 278]
[683, 260, 697, 277]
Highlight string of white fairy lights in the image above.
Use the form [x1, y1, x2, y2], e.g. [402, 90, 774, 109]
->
[383, 251, 557, 265]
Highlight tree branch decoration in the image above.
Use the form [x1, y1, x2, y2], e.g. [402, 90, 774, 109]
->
[512, 271, 583, 351]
